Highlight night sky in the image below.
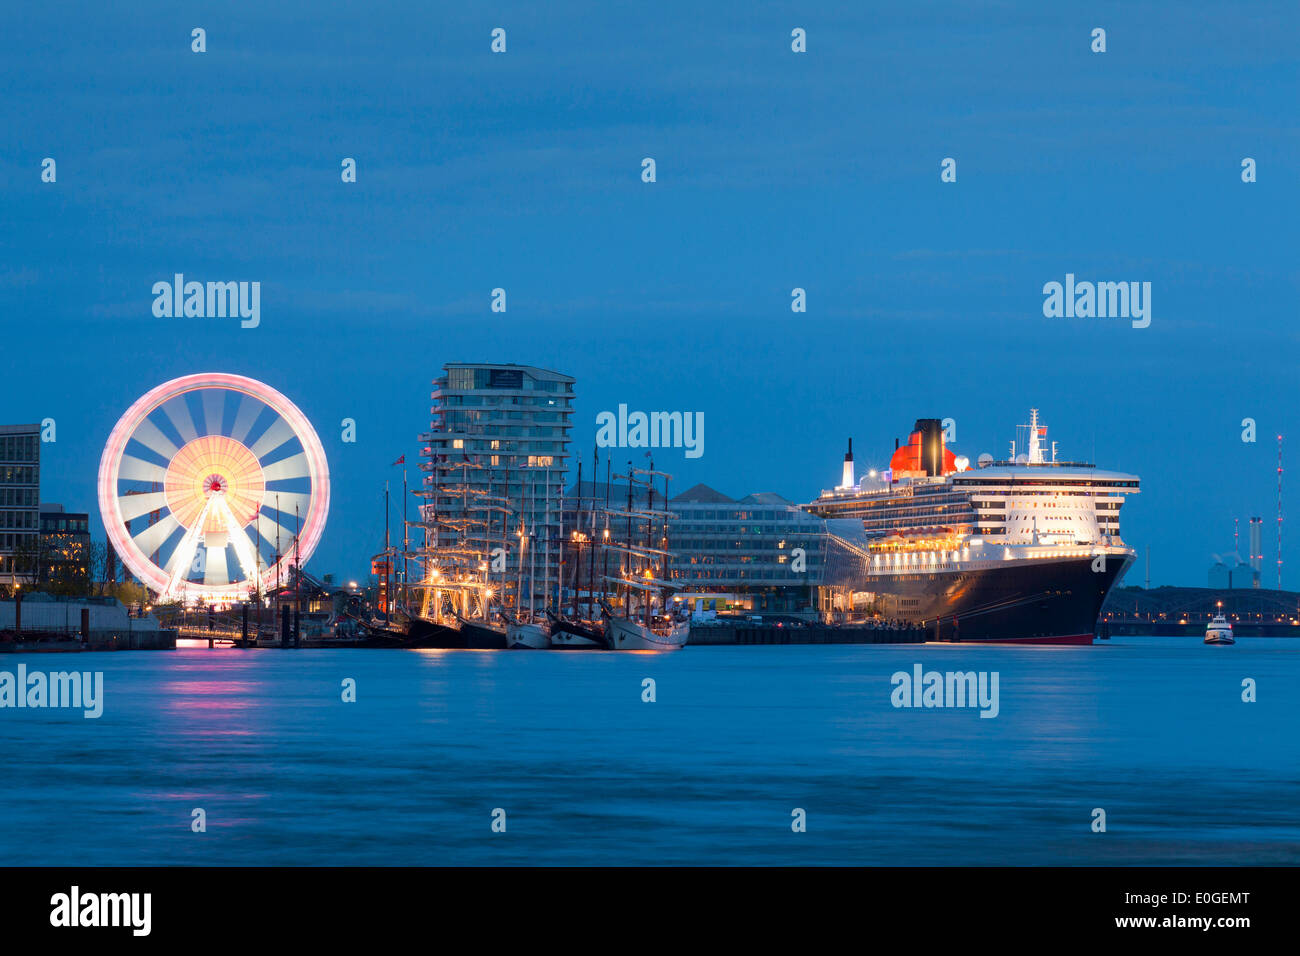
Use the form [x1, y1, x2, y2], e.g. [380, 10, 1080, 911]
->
[2, 1, 1296, 586]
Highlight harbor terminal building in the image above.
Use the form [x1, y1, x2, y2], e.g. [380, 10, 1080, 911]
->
[667, 484, 830, 615]
[561, 480, 860, 618]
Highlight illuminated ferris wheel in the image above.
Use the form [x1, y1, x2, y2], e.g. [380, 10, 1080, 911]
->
[98, 373, 330, 603]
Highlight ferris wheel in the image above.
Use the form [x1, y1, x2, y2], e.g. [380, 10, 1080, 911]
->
[98, 373, 330, 603]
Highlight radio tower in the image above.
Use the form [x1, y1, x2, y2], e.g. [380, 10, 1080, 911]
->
[1277, 434, 1284, 590]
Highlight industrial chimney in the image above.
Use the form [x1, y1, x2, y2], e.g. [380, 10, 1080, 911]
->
[1250, 516, 1263, 587]
[840, 438, 855, 489]
[913, 419, 946, 477]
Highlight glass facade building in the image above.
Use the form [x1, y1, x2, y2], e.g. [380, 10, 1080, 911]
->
[0, 424, 41, 586]
[668, 485, 827, 615]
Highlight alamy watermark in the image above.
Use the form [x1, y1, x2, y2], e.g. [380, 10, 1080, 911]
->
[890, 664, 999, 718]
[1042, 273, 1151, 328]
[50, 886, 150, 936]
[152, 274, 260, 328]
[0, 665, 103, 718]
[595, 404, 704, 459]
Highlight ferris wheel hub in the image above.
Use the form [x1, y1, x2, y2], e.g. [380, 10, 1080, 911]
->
[163, 435, 265, 535]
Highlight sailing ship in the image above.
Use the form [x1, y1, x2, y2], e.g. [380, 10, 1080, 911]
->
[599, 463, 688, 650]
[547, 454, 613, 649]
[370, 445, 687, 652]
[399, 458, 511, 647]
[501, 461, 555, 648]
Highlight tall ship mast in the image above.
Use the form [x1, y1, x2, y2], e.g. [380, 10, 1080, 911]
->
[601, 463, 687, 649]
[806, 409, 1140, 644]
[411, 458, 507, 624]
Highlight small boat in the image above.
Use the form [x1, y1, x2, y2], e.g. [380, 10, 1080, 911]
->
[1205, 612, 1235, 645]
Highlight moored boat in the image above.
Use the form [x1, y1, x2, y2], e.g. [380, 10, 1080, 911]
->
[604, 612, 688, 650]
[404, 616, 471, 649]
[502, 611, 551, 649]
[806, 408, 1141, 645]
[545, 609, 608, 649]
[453, 612, 509, 649]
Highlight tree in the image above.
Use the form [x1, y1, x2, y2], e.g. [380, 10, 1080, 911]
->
[8, 538, 42, 587]
[108, 579, 148, 607]
[86, 542, 110, 596]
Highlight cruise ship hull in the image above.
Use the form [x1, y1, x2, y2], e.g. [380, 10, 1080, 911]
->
[865, 552, 1131, 645]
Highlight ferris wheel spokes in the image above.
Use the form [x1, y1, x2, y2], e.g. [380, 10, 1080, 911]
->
[161, 396, 201, 445]
[211, 493, 260, 586]
[133, 514, 181, 563]
[163, 496, 215, 599]
[118, 490, 167, 523]
[261, 453, 310, 484]
[128, 419, 180, 462]
[249, 418, 298, 460]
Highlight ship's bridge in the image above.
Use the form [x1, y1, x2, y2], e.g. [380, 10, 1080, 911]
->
[951, 465, 1139, 546]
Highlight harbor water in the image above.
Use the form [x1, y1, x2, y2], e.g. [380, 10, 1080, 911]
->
[1, 637, 1296, 865]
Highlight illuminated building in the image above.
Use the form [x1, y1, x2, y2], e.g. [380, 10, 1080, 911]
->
[560, 481, 831, 616]
[38, 504, 90, 584]
[668, 485, 827, 614]
[0, 423, 41, 587]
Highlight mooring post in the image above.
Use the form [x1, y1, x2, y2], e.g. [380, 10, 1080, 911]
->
[293, 608, 301, 647]
[241, 602, 249, 647]
[281, 604, 290, 647]
[80, 607, 90, 646]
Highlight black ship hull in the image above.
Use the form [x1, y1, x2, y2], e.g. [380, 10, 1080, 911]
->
[452, 616, 509, 650]
[545, 611, 609, 649]
[866, 552, 1132, 644]
[404, 618, 474, 649]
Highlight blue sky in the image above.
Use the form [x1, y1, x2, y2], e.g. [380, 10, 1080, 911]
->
[1, 1, 1297, 586]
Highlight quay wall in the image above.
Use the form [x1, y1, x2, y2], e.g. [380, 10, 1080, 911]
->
[691, 623, 926, 645]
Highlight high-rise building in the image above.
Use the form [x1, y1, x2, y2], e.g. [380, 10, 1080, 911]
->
[0, 424, 41, 587]
[418, 364, 573, 611]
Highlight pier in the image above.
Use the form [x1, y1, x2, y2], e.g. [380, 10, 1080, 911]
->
[0, 594, 177, 651]
[690, 621, 926, 645]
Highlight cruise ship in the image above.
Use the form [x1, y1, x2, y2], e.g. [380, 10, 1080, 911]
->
[806, 410, 1140, 644]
